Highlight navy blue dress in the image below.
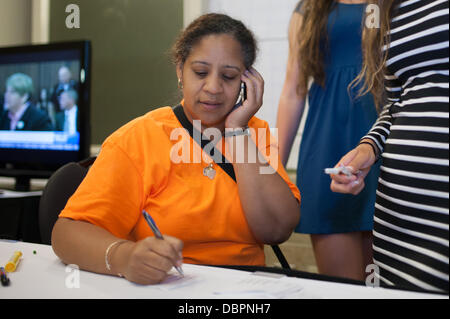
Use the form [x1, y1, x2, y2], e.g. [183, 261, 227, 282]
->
[295, 2, 380, 234]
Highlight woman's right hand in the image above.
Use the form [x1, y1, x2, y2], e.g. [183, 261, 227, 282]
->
[329, 142, 377, 195]
[114, 236, 184, 285]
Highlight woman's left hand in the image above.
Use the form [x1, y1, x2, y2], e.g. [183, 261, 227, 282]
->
[225, 67, 264, 129]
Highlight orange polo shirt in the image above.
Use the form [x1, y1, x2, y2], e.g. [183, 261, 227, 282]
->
[59, 106, 300, 266]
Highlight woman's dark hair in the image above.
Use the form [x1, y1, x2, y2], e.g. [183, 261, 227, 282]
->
[171, 13, 258, 69]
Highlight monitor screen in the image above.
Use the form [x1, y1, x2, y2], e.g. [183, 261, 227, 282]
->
[0, 41, 91, 190]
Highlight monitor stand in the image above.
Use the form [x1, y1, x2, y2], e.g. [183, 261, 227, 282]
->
[0, 168, 51, 192]
[14, 176, 31, 192]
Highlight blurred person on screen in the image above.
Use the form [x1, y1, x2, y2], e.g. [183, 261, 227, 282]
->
[55, 89, 78, 135]
[0, 73, 54, 131]
[50, 66, 78, 112]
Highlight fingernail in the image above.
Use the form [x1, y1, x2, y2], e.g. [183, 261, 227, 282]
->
[352, 180, 360, 186]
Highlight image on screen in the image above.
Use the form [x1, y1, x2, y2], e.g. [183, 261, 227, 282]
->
[0, 59, 81, 151]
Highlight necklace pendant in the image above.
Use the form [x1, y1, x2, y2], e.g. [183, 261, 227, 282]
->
[203, 163, 216, 180]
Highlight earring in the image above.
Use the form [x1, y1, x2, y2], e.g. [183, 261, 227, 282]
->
[178, 78, 183, 89]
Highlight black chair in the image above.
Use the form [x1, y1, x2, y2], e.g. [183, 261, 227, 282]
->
[38, 156, 96, 245]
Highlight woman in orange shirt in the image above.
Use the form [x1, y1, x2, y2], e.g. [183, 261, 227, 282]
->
[52, 13, 301, 285]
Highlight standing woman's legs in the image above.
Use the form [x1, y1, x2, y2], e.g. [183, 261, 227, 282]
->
[362, 230, 374, 272]
[310, 231, 373, 281]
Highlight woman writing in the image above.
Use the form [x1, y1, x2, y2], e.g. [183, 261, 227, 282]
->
[52, 13, 301, 285]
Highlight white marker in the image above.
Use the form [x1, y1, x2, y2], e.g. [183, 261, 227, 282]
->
[324, 166, 353, 177]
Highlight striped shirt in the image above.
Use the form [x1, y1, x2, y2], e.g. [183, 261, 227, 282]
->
[363, 0, 449, 292]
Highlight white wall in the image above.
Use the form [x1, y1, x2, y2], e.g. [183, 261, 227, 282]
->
[183, 0, 306, 169]
[183, 0, 208, 27]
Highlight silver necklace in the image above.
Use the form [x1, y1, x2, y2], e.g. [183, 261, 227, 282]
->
[203, 163, 216, 180]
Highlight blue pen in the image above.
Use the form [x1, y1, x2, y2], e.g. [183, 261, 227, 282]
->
[142, 210, 184, 276]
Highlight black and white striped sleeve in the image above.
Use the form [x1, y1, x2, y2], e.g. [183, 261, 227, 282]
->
[362, 71, 402, 154]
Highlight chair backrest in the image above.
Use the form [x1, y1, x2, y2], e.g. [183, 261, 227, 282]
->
[38, 157, 96, 245]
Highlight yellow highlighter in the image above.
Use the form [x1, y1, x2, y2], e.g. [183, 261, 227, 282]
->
[5, 251, 22, 272]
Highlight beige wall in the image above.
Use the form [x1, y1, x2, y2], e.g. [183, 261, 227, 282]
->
[0, 0, 32, 46]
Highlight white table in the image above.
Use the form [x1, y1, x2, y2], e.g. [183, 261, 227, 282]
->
[0, 240, 446, 299]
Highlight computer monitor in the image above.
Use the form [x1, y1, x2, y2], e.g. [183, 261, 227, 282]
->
[0, 40, 91, 191]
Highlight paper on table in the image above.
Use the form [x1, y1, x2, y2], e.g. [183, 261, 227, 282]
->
[158, 272, 202, 291]
[212, 274, 305, 299]
[156, 266, 307, 299]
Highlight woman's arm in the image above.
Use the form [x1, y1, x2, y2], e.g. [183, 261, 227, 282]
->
[52, 218, 129, 276]
[226, 66, 300, 245]
[276, 11, 307, 166]
[229, 134, 301, 245]
[221, 12, 305, 246]
[52, 217, 183, 285]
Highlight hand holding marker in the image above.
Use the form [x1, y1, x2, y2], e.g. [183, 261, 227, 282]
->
[142, 210, 184, 277]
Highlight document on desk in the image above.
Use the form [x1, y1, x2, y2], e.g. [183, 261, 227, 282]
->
[156, 265, 311, 299]
[0, 241, 444, 299]
[212, 275, 306, 298]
